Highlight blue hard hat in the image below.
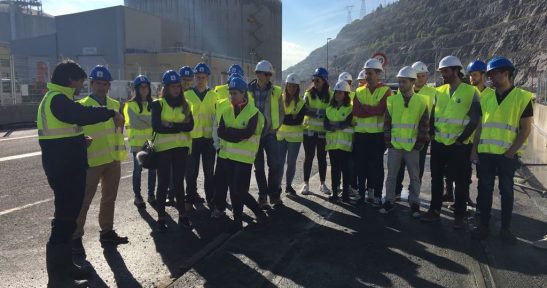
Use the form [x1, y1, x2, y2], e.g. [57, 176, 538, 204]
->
[194, 63, 211, 75]
[312, 67, 329, 81]
[162, 70, 181, 85]
[466, 60, 487, 73]
[227, 73, 243, 83]
[179, 66, 194, 78]
[228, 77, 248, 92]
[89, 65, 112, 81]
[227, 64, 244, 77]
[486, 56, 515, 73]
[133, 75, 150, 87]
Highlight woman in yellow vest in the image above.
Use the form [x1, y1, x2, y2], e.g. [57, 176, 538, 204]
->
[277, 73, 305, 196]
[324, 80, 354, 202]
[301, 67, 333, 195]
[213, 77, 268, 229]
[124, 75, 156, 208]
[151, 70, 194, 232]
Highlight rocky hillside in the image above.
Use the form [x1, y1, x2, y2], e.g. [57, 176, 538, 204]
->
[283, 0, 547, 88]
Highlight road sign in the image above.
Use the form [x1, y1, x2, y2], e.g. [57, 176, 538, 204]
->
[372, 52, 388, 67]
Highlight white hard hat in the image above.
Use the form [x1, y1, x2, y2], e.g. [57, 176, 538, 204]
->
[411, 61, 429, 73]
[363, 58, 384, 71]
[285, 73, 300, 84]
[397, 66, 417, 79]
[333, 80, 352, 93]
[438, 55, 463, 70]
[255, 60, 274, 73]
[357, 69, 366, 80]
[338, 72, 353, 82]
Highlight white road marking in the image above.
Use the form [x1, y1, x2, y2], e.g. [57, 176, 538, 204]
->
[0, 135, 38, 142]
[0, 198, 53, 216]
[0, 152, 42, 162]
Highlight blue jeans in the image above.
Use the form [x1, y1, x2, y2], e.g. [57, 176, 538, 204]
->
[254, 133, 281, 197]
[278, 140, 301, 188]
[132, 152, 157, 198]
[477, 153, 519, 229]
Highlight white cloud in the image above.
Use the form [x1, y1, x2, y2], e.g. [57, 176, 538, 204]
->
[282, 40, 311, 70]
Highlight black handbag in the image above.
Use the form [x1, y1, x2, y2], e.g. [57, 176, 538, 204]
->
[136, 133, 157, 169]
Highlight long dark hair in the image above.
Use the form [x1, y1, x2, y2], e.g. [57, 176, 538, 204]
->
[283, 84, 301, 107]
[329, 91, 351, 107]
[129, 84, 153, 113]
[161, 84, 190, 113]
[307, 79, 330, 103]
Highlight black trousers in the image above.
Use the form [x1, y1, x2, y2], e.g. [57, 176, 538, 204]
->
[429, 140, 472, 217]
[329, 149, 351, 197]
[396, 141, 429, 195]
[303, 134, 327, 182]
[185, 138, 216, 204]
[354, 132, 386, 198]
[214, 157, 263, 219]
[156, 147, 189, 219]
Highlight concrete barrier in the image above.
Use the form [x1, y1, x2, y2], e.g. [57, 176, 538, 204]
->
[0, 104, 38, 128]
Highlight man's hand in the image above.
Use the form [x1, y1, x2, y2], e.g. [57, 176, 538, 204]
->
[84, 136, 93, 148]
[503, 149, 516, 159]
[113, 111, 124, 132]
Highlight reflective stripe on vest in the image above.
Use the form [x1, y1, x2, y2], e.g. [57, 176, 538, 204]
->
[153, 98, 193, 152]
[185, 89, 217, 139]
[37, 83, 84, 139]
[303, 90, 333, 133]
[277, 97, 305, 142]
[434, 83, 475, 145]
[478, 87, 533, 156]
[248, 85, 282, 130]
[78, 96, 127, 167]
[387, 93, 427, 151]
[354, 85, 389, 133]
[123, 101, 153, 150]
[325, 105, 353, 152]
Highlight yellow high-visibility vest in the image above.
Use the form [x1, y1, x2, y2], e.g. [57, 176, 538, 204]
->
[37, 83, 84, 140]
[123, 100, 153, 151]
[415, 85, 437, 113]
[185, 89, 217, 139]
[248, 85, 282, 130]
[434, 83, 476, 145]
[303, 90, 333, 134]
[214, 84, 229, 101]
[478, 87, 533, 156]
[153, 98, 192, 152]
[325, 104, 354, 152]
[387, 93, 428, 152]
[277, 96, 305, 143]
[79, 96, 127, 167]
[354, 85, 390, 133]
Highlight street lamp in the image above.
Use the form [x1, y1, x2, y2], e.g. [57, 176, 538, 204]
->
[326, 38, 332, 71]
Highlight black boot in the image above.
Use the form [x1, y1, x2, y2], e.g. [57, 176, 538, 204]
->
[47, 243, 89, 288]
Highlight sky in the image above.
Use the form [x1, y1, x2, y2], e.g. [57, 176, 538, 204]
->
[41, 0, 393, 70]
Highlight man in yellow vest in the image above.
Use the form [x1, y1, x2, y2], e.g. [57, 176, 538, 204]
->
[184, 63, 218, 210]
[421, 56, 481, 230]
[381, 66, 430, 217]
[179, 66, 195, 92]
[338, 71, 359, 196]
[467, 60, 494, 96]
[395, 61, 437, 201]
[248, 60, 285, 208]
[471, 57, 533, 243]
[215, 64, 245, 101]
[353, 58, 392, 206]
[38, 60, 124, 287]
[72, 65, 129, 257]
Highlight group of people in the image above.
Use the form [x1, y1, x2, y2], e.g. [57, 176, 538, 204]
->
[38, 53, 535, 287]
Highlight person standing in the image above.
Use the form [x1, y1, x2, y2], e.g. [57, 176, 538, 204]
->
[276, 73, 305, 196]
[215, 64, 245, 101]
[248, 60, 285, 208]
[471, 57, 533, 243]
[72, 65, 129, 257]
[301, 67, 333, 196]
[380, 66, 429, 217]
[38, 60, 123, 287]
[325, 80, 354, 203]
[124, 75, 156, 208]
[152, 70, 194, 232]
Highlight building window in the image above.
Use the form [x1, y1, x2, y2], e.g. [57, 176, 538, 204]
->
[0, 58, 9, 68]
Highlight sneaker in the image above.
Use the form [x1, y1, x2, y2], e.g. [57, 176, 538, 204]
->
[420, 210, 441, 222]
[134, 196, 145, 208]
[148, 195, 157, 206]
[72, 237, 86, 256]
[499, 228, 517, 245]
[157, 219, 167, 233]
[258, 195, 270, 209]
[285, 186, 297, 197]
[99, 230, 129, 245]
[165, 197, 175, 207]
[178, 216, 194, 229]
[211, 208, 226, 219]
[379, 201, 394, 214]
[410, 203, 421, 219]
[300, 184, 311, 195]
[320, 183, 332, 195]
[533, 235, 547, 249]
[270, 195, 284, 208]
[452, 216, 466, 230]
[471, 225, 490, 240]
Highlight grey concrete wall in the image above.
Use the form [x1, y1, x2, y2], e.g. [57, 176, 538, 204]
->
[0, 104, 37, 126]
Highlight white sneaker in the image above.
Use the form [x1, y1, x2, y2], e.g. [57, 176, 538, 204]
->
[301, 184, 311, 195]
[320, 184, 332, 195]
